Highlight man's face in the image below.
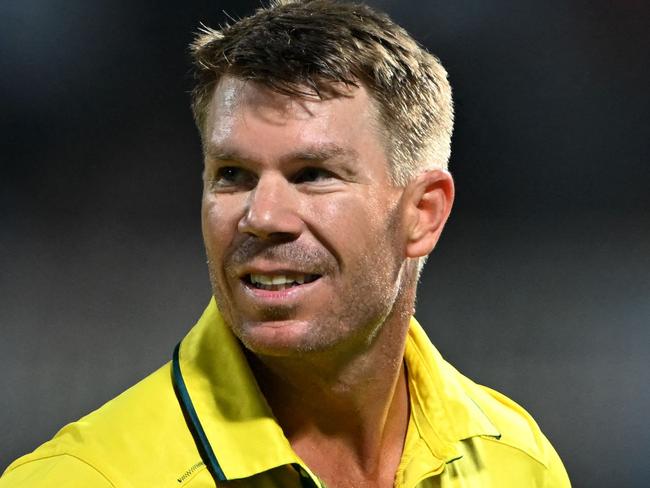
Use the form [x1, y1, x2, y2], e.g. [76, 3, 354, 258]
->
[202, 75, 409, 358]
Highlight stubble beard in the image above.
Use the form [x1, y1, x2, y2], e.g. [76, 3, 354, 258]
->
[206, 236, 407, 360]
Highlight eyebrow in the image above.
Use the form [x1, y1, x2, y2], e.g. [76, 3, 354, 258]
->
[282, 144, 359, 166]
[205, 143, 359, 168]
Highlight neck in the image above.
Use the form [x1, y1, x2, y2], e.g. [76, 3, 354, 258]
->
[248, 312, 410, 435]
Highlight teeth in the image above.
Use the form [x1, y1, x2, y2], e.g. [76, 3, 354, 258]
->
[272, 275, 286, 285]
[250, 274, 275, 285]
[249, 273, 314, 288]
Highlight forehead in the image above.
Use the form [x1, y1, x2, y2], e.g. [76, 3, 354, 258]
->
[203, 76, 388, 165]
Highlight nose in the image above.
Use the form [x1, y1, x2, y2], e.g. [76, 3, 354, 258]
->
[237, 173, 304, 240]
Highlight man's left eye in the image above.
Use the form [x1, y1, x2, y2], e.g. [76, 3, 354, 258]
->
[293, 167, 335, 184]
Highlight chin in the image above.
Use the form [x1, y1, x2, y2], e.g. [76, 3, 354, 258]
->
[236, 319, 334, 357]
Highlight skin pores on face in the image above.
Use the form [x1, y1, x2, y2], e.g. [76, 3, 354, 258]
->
[201, 75, 411, 359]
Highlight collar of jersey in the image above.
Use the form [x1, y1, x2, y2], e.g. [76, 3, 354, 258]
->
[402, 318, 501, 467]
[177, 299, 500, 482]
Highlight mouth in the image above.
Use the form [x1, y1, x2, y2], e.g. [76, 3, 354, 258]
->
[243, 273, 321, 291]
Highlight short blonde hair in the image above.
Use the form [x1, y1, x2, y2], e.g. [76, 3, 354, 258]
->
[190, 0, 454, 186]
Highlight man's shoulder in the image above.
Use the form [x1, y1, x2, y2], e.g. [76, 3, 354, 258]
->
[461, 375, 549, 461]
[452, 368, 570, 486]
[1, 362, 205, 487]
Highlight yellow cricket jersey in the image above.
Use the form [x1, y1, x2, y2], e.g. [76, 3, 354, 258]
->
[1, 299, 570, 487]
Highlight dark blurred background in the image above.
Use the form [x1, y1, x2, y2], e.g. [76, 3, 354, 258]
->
[1, 0, 648, 486]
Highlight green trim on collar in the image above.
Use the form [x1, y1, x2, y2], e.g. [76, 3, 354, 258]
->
[172, 342, 227, 483]
[177, 300, 300, 480]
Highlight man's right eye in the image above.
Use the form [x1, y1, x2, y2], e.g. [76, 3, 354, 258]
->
[209, 167, 255, 190]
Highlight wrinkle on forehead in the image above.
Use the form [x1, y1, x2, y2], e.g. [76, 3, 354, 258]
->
[207, 75, 375, 129]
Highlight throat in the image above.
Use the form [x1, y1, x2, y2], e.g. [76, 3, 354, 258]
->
[249, 352, 410, 487]
[288, 365, 410, 488]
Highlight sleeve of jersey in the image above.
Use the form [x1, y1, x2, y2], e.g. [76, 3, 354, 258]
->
[0, 454, 113, 487]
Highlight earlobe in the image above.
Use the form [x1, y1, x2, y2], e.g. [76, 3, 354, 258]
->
[404, 170, 454, 258]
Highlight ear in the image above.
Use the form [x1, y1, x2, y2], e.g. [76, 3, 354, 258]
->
[403, 169, 455, 258]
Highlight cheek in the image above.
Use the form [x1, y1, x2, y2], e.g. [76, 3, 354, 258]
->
[202, 196, 242, 257]
[305, 192, 401, 274]
[310, 193, 379, 230]
[323, 192, 397, 238]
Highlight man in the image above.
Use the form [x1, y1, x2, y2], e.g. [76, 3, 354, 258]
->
[1, 0, 570, 486]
